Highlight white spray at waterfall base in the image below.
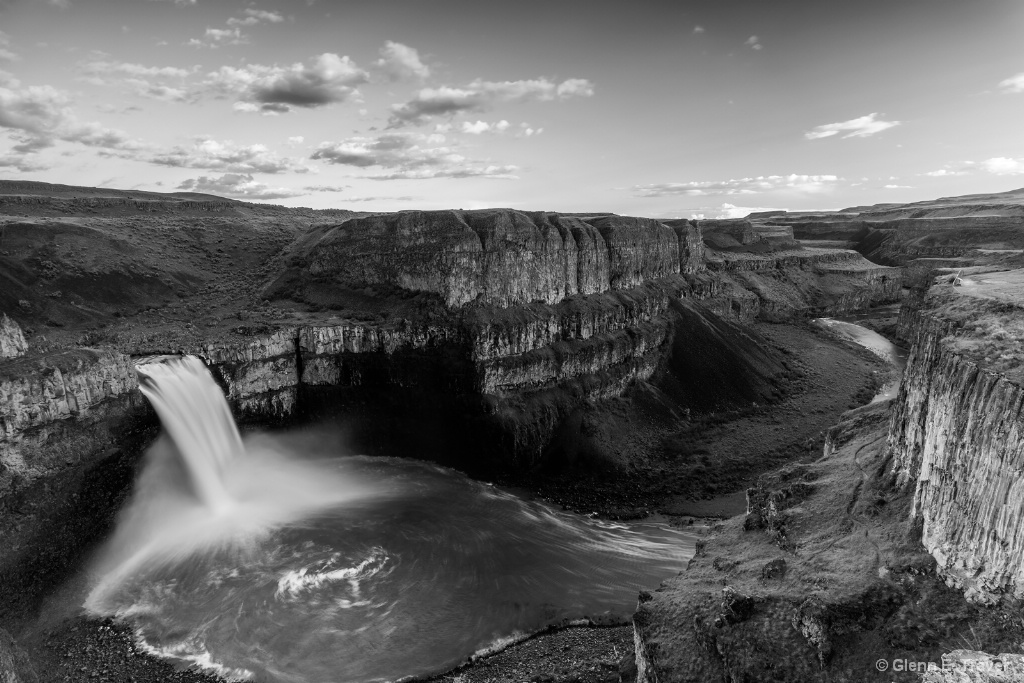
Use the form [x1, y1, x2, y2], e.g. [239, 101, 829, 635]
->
[84, 356, 372, 615]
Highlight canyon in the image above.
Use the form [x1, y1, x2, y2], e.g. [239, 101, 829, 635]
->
[1, 180, 1023, 682]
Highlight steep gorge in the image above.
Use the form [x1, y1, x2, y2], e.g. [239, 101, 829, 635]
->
[0, 202, 899, 625]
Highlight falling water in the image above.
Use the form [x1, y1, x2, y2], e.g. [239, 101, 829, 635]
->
[85, 355, 697, 683]
[136, 357, 241, 509]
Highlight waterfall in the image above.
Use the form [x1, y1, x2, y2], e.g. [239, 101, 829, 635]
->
[136, 356, 242, 510]
[85, 355, 366, 613]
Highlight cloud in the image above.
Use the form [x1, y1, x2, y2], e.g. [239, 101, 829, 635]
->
[998, 72, 1024, 94]
[80, 59, 195, 101]
[982, 157, 1024, 175]
[188, 27, 248, 48]
[0, 73, 138, 152]
[0, 31, 19, 62]
[0, 152, 49, 172]
[884, 184, 912, 189]
[311, 132, 519, 179]
[375, 41, 430, 80]
[712, 203, 784, 219]
[461, 119, 510, 135]
[208, 53, 369, 113]
[302, 184, 349, 192]
[227, 8, 285, 26]
[924, 168, 968, 177]
[83, 60, 192, 79]
[146, 136, 311, 173]
[692, 25, 705, 34]
[338, 195, 416, 202]
[632, 174, 840, 197]
[388, 77, 594, 126]
[745, 35, 762, 50]
[177, 173, 306, 200]
[920, 158, 1024, 177]
[147, 0, 197, 5]
[805, 113, 900, 139]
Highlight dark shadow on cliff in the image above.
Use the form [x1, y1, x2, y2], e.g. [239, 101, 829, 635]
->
[533, 300, 794, 500]
[654, 298, 789, 411]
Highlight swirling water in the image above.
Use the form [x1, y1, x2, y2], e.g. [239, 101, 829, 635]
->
[85, 357, 696, 682]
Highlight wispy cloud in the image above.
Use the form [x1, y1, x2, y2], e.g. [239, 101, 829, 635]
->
[633, 174, 839, 197]
[924, 168, 968, 177]
[143, 136, 311, 174]
[188, 27, 249, 48]
[805, 113, 900, 140]
[922, 157, 1024, 177]
[339, 195, 416, 202]
[692, 25, 705, 34]
[79, 59, 195, 101]
[745, 35, 762, 50]
[177, 173, 306, 200]
[998, 72, 1024, 94]
[388, 77, 594, 126]
[0, 31, 20, 62]
[227, 8, 285, 27]
[209, 53, 369, 113]
[311, 131, 518, 179]
[375, 41, 430, 81]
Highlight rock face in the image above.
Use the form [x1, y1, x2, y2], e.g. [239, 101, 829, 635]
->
[284, 209, 703, 308]
[703, 248, 902, 319]
[0, 349, 139, 497]
[0, 314, 27, 359]
[888, 301, 1024, 603]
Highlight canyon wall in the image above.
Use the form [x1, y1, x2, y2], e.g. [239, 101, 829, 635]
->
[888, 290, 1024, 604]
[285, 210, 703, 308]
[704, 248, 902, 320]
[770, 214, 1024, 265]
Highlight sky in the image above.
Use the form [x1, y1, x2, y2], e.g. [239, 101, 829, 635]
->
[1, 0, 1023, 217]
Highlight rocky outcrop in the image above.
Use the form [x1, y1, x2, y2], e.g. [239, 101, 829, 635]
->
[0, 350, 139, 497]
[282, 209, 704, 308]
[888, 303, 1024, 604]
[0, 314, 27, 359]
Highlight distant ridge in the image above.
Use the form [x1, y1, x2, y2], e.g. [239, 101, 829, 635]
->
[0, 179, 237, 203]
